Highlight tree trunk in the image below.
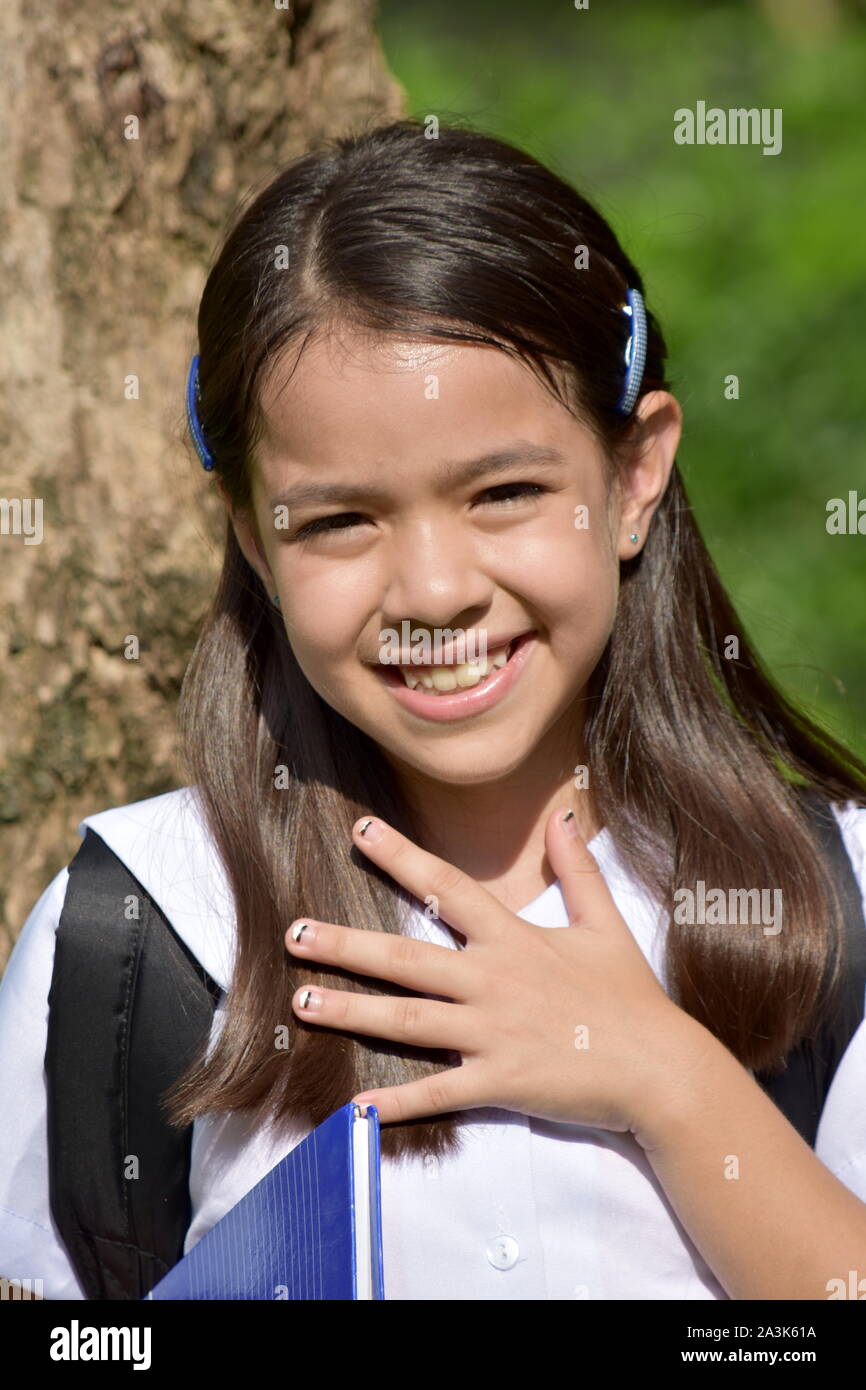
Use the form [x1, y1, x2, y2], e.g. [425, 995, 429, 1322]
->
[0, 0, 405, 961]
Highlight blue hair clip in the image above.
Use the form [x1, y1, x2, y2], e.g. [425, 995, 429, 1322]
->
[186, 354, 215, 471]
[616, 287, 647, 416]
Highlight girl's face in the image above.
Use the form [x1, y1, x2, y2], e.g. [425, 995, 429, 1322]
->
[228, 327, 678, 791]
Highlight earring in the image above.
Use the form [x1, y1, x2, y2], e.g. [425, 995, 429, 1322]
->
[629, 533, 639, 544]
[272, 594, 281, 608]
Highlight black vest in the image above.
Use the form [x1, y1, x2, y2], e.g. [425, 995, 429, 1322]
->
[44, 789, 866, 1299]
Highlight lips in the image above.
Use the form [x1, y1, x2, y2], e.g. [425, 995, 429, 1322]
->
[373, 631, 537, 723]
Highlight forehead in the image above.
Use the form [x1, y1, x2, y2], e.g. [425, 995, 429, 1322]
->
[252, 325, 604, 496]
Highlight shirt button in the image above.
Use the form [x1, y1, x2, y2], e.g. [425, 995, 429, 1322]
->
[486, 1235, 520, 1270]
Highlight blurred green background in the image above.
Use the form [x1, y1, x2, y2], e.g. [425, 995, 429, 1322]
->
[377, 0, 866, 765]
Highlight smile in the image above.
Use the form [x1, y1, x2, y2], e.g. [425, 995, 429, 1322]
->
[399, 641, 510, 692]
[373, 632, 536, 723]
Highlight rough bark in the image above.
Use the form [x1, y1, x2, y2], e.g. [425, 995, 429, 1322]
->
[0, 0, 405, 960]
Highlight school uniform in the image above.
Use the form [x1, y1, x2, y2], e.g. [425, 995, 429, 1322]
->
[2, 785, 866, 1300]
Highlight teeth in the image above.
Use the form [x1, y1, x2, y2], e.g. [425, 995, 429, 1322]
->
[399, 642, 512, 693]
[432, 668, 458, 692]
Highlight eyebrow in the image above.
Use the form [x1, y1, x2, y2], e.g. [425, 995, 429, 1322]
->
[266, 443, 570, 511]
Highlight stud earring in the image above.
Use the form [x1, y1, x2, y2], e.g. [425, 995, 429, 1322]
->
[272, 594, 281, 608]
[629, 533, 639, 544]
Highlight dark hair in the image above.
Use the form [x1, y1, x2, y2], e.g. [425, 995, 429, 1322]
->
[166, 117, 866, 1161]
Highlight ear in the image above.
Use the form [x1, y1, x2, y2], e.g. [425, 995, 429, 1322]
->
[615, 390, 682, 560]
[216, 478, 278, 600]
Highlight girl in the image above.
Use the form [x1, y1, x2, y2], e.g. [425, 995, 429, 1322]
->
[2, 118, 866, 1302]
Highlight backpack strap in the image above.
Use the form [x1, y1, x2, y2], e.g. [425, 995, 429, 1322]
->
[754, 789, 866, 1148]
[45, 827, 222, 1300]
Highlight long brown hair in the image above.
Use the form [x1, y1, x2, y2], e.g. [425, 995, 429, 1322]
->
[166, 117, 866, 1161]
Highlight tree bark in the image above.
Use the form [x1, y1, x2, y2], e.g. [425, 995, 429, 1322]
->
[0, 0, 405, 961]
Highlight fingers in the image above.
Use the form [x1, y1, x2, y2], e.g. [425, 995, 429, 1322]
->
[350, 816, 511, 944]
[289, 976, 478, 1054]
[351, 1063, 482, 1125]
[286, 915, 471, 1000]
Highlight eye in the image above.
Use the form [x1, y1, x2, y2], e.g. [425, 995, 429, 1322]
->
[475, 482, 548, 508]
[291, 483, 548, 541]
[293, 512, 368, 540]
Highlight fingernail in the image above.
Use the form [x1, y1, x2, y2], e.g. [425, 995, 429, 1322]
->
[290, 921, 316, 944]
[298, 988, 323, 1011]
[561, 809, 578, 836]
[356, 816, 384, 843]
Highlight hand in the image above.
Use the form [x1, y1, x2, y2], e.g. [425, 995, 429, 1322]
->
[285, 810, 693, 1136]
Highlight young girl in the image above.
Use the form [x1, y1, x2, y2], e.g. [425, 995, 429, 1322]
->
[2, 118, 866, 1302]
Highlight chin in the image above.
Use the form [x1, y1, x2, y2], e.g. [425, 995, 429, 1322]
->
[376, 729, 548, 786]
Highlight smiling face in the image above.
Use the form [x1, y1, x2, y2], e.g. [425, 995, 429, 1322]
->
[226, 324, 679, 797]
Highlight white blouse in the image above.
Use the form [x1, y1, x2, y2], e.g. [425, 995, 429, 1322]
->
[2, 786, 865, 1300]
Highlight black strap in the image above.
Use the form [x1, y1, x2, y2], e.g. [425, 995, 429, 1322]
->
[45, 827, 221, 1300]
[754, 788, 866, 1147]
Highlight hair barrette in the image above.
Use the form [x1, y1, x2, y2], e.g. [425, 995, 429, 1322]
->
[616, 287, 647, 416]
[186, 354, 215, 471]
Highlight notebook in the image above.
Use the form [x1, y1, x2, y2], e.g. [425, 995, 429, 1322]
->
[144, 1102, 385, 1300]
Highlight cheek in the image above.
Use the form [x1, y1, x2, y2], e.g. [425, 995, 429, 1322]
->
[276, 554, 370, 635]
[278, 590, 362, 676]
[518, 527, 618, 629]
[539, 564, 619, 696]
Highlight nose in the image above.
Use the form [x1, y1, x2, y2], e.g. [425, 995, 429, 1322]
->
[378, 516, 495, 635]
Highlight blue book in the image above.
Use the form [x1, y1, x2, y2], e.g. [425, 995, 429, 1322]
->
[144, 1102, 384, 1300]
